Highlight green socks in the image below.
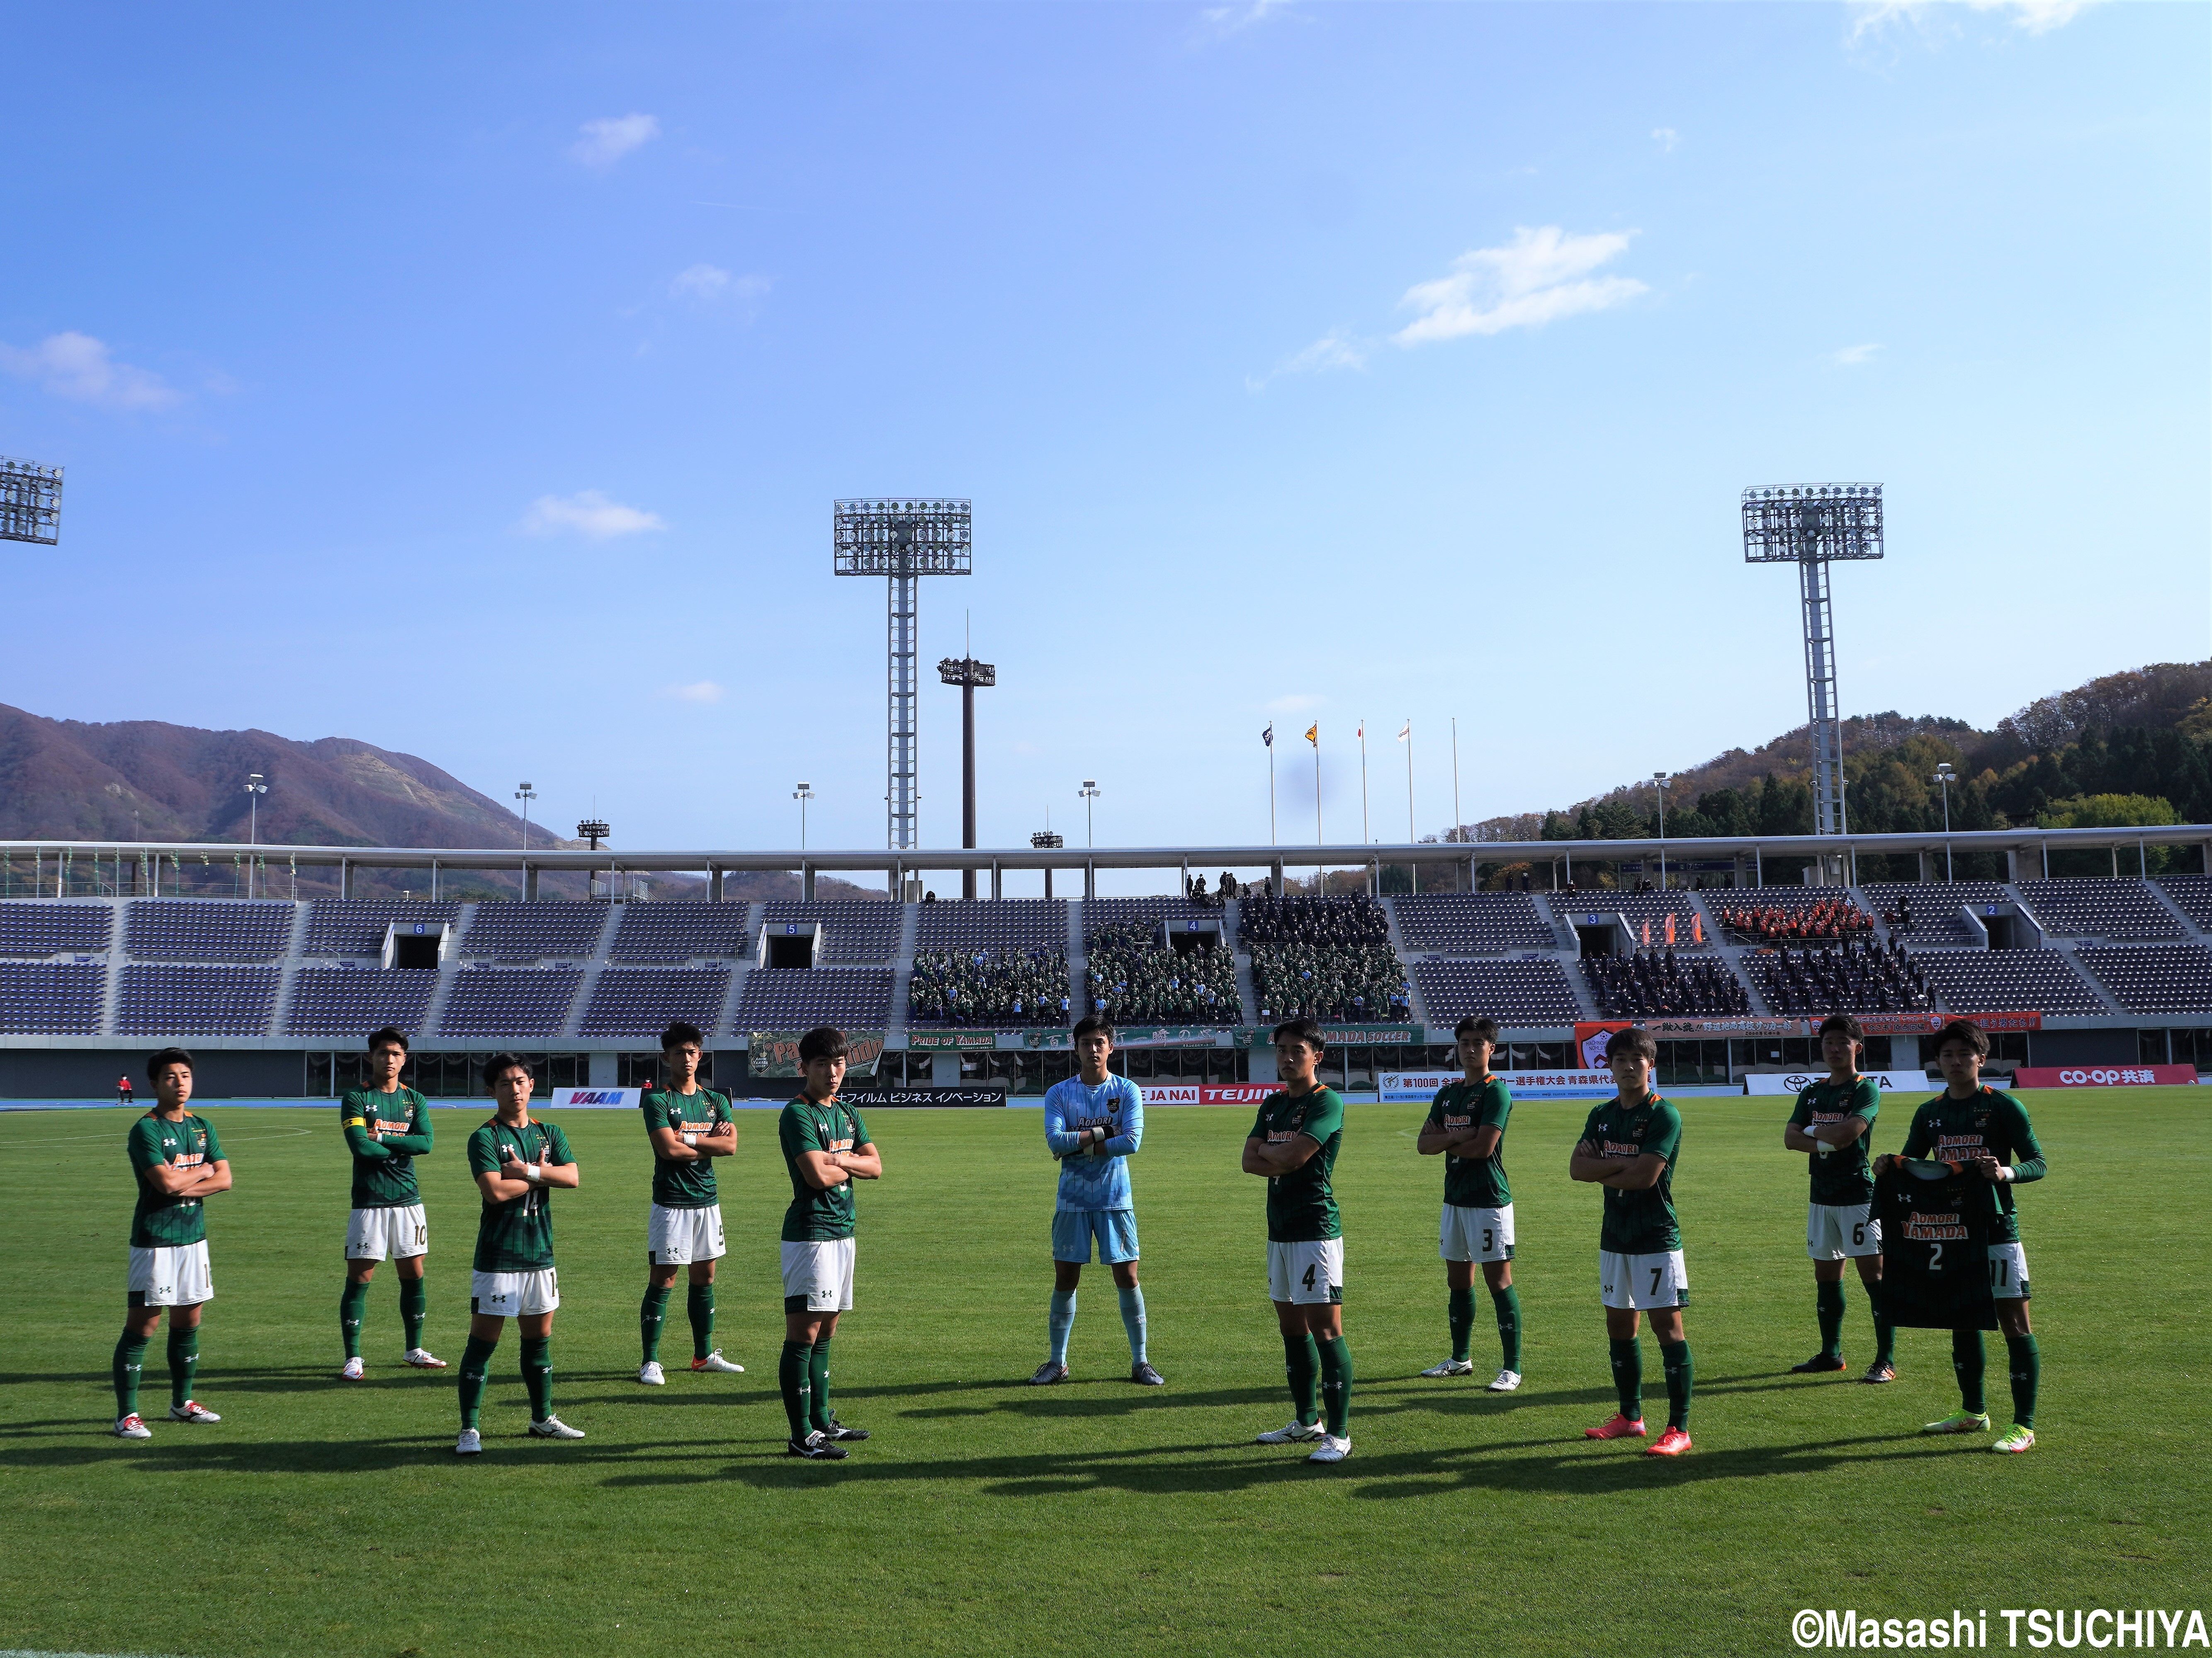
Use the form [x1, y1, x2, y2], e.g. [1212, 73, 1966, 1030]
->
[1609, 1337, 1643, 1420]
[1491, 1284, 1523, 1373]
[399, 1276, 428, 1353]
[688, 1283, 716, 1362]
[112, 1331, 148, 1420]
[1447, 1284, 1475, 1364]
[1815, 1279, 1845, 1361]
[1316, 1335, 1353, 1437]
[1117, 1284, 1148, 1366]
[1659, 1340, 1693, 1432]
[778, 1340, 813, 1441]
[1048, 1290, 1076, 1366]
[339, 1278, 370, 1359]
[1873, 1311, 1896, 1368]
[520, 1336, 553, 1421]
[1282, 1330, 1320, 1425]
[808, 1340, 834, 1435]
[2005, 1333, 2040, 1430]
[166, 1326, 199, 1409]
[640, 1284, 671, 1364]
[457, 1335, 496, 1429]
[1952, 1328, 1987, 1415]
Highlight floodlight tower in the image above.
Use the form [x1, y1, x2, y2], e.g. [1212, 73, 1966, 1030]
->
[938, 652, 995, 899]
[0, 457, 63, 546]
[834, 499, 973, 853]
[1743, 483, 1884, 880]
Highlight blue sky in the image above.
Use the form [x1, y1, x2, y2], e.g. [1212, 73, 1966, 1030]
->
[2, 0, 2205, 878]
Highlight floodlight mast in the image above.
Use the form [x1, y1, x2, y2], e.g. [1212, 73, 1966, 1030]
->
[1743, 484, 1883, 879]
[937, 654, 996, 899]
[834, 499, 972, 852]
[0, 457, 63, 546]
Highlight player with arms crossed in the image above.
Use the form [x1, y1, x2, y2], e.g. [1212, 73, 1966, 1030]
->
[338, 1026, 444, 1378]
[1782, 1013, 1896, 1382]
[1031, 1015, 1163, 1386]
[1901, 1019, 2048, 1454]
[1569, 1027, 1694, 1457]
[112, 1048, 232, 1440]
[637, 1021, 744, 1385]
[777, 1026, 883, 1460]
[1416, 1015, 1522, 1391]
[454, 1054, 584, 1455]
[1242, 1016, 1354, 1464]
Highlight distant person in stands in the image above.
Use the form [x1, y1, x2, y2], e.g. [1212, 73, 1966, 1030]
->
[1416, 1015, 1522, 1391]
[117, 1073, 134, 1108]
[1220, 872, 1239, 902]
[636, 1021, 744, 1387]
[338, 1026, 444, 1380]
[1781, 1014, 1893, 1384]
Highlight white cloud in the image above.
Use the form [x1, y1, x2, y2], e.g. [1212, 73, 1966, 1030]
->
[1197, 0, 1290, 37]
[1851, 0, 2100, 40]
[1652, 127, 1680, 152]
[660, 681, 724, 704]
[520, 490, 667, 538]
[668, 264, 772, 303]
[1831, 342, 1883, 367]
[0, 331, 179, 410]
[1283, 331, 1367, 374]
[1393, 227, 1646, 346]
[571, 113, 659, 169]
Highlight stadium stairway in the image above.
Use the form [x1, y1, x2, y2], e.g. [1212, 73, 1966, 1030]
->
[271, 903, 314, 1030]
[1064, 899, 1087, 1020]
[1223, 898, 1261, 1027]
[2140, 880, 2203, 939]
[1378, 897, 1429, 1029]
[556, 904, 628, 1040]
[712, 903, 765, 1040]
[96, 905, 127, 1035]
[885, 902, 921, 1046]
[413, 903, 474, 1039]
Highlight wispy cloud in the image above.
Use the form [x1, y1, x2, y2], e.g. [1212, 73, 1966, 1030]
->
[660, 681, 724, 704]
[1196, 0, 1290, 39]
[1851, 0, 2101, 40]
[1830, 342, 1883, 367]
[1394, 227, 1646, 346]
[1247, 328, 1369, 390]
[668, 264, 772, 304]
[571, 113, 659, 170]
[520, 490, 666, 538]
[0, 331, 180, 410]
[1652, 127, 1680, 152]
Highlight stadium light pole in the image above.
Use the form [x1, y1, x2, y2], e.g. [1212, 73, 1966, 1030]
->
[937, 642, 996, 900]
[1079, 781, 1099, 849]
[1032, 828, 1063, 900]
[1653, 772, 1670, 890]
[793, 783, 814, 851]
[243, 774, 267, 895]
[1933, 763, 1955, 881]
[515, 782, 537, 853]
[1744, 484, 1883, 886]
[834, 498, 972, 852]
[0, 456, 63, 548]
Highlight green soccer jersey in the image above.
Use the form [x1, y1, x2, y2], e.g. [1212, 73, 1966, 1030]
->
[1788, 1075, 1880, 1206]
[465, 1117, 575, 1272]
[1899, 1086, 2046, 1244]
[1426, 1076, 1513, 1209]
[340, 1085, 433, 1209]
[779, 1095, 870, 1242]
[1579, 1094, 1683, 1255]
[127, 1111, 224, 1248]
[642, 1086, 734, 1209]
[1249, 1085, 1345, 1243]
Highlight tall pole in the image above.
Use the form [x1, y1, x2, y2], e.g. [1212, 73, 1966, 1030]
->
[1359, 722, 1370, 845]
[1405, 721, 1416, 896]
[1080, 781, 1099, 848]
[890, 569, 916, 851]
[962, 678, 976, 897]
[1264, 727, 1276, 845]
[1653, 772, 1669, 890]
[1451, 716, 1461, 844]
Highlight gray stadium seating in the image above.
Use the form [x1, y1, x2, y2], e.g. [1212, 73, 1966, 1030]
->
[1548, 891, 1713, 948]
[2015, 879, 2185, 939]
[580, 967, 732, 1037]
[915, 899, 1067, 953]
[0, 962, 105, 1033]
[2154, 876, 2212, 932]
[2074, 944, 2212, 1015]
[436, 966, 583, 1037]
[1412, 959, 1581, 1026]
[1392, 893, 1555, 953]
[459, 903, 609, 958]
[761, 902, 902, 963]
[608, 903, 753, 961]
[284, 966, 440, 1038]
[732, 967, 895, 1029]
[1907, 949, 2107, 1016]
[126, 899, 292, 961]
[116, 964, 280, 1035]
[0, 901, 111, 955]
[304, 901, 460, 956]
[1862, 882, 2011, 947]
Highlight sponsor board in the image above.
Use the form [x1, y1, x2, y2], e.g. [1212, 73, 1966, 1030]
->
[746, 1029, 884, 1078]
[1140, 1083, 1276, 1106]
[548, 1087, 641, 1109]
[1115, 1026, 1234, 1048]
[1381, 1069, 1616, 1102]
[907, 1029, 999, 1051]
[1233, 1024, 1424, 1048]
[868, 1087, 1008, 1107]
[2013, 1064, 2198, 1088]
[1851, 1011, 2046, 1036]
[1741, 1071, 1935, 1096]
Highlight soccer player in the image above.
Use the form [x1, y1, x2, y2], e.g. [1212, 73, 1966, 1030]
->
[338, 1026, 444, 1378]
[1569, 1026, 1694, 1457]
[1416, 1014, 1521, 1391]
[637, 1020, 744, 1385]
[1242, 1016, 1353, 1464]
[777, 1026, 882, 1460]
[112, 1048, 231, 1440]
[1031, 1015, 1162, 1387]
[1782, 1012, 1895, 1382]
[454, 1054, 583, 1455]
[1901, 1019, 2048, 1454]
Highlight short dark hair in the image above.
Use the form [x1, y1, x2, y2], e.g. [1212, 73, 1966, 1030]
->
[482, 1052, 535, 1089]
[1454, 1015, 1500, 1044]
[1072, 1013, 1114, 1046]
[1934, 1019, 1989, 1058]
[146, 1046, 194, 1083]
[366, 1026, 410, 1053]
[1817, 1013, 1864, 1043]
[661, 1021, 705, 1051]
[1272, 1016, 1325, 1055]
[797, 1026, 847, 1064]
[1606, 1026, 1659, 1065]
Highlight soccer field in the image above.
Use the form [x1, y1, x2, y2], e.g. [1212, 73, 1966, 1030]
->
[0, 1091, 2205, 1658]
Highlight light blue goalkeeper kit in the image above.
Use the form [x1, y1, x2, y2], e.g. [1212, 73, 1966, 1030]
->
[1043, 1074, 1144, 1209]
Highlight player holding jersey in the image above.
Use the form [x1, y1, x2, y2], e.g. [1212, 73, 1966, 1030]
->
[1901, 1020, 2048, 1454]
[777, 1026, 882, 1460]
[454, 1054, 583, 1454]
[338, 1027, 444, 1379]
[1416, 1015, 1521, 1391]
[1242, 1017, 1354, 1464]
[1569, 1026, 1694, 1457]
[1031, 1015, 1162, 1386]
[112, 1049, 232, 1440]
[1782, 1013, 1896, 1383]
[637, 1021, 744, 1385]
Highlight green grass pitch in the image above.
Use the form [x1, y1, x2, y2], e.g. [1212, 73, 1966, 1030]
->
[0, 1090, 2205, 1657]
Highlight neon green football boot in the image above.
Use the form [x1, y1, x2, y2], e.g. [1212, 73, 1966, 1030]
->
[1921, 1409, 1992, 1435]
[1991, 1424, 2036, 1454]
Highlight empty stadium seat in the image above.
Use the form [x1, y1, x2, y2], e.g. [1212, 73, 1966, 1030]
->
[436, 967, 583, 1037]
[2015, 879, 2185, 939]
[608, 903, 754, 961]
[731, 968, 894, 1029]
[1906, 949, 2107, 1016]
[0, 901, 112, 955]
[125, 900, 293, 961]
[915, 899, 1067, 953]
[459, 903, 610, 958]
[0, 962, 105, 1033]
[580, 967, 732, 1037]
[2075, 944, 2212, 1015]
[1392, 893, 1555, 953]
[116, 964, 280, 1035]
[1862, 882, 2011, 947]
[304, 901, 461, 956]
[2155, 876, 2212, 932]
[1412, 959, 1581, 1026]
[285, 966, 439, 1039]
[1547, 891, 1712, 948]
[761, 902, 902, 963]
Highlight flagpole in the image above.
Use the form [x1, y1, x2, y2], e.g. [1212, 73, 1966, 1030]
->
[1359, 722, 1370, 845]
[1312, 726, 1323, 885]
[1451, 715, 1461, 842]
[1406, 719, 1416, 896]
[1269, 744, 1276, 845]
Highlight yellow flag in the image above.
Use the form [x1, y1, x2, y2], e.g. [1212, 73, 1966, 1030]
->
[1304, 723, 1318, 746]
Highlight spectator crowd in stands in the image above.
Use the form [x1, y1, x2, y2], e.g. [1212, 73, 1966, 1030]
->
[1750, 939, 1932, 1017]
[1084, 922, 1240, 1024]
[1715, 895, 1876, 944]
[907, 947, 1070, 1027]
[1239, 893, 1392, 948]
[1184, 872, 1253, 909]
[1580, 948, 1751, 1018]
[1241, 893, 1410, 1024]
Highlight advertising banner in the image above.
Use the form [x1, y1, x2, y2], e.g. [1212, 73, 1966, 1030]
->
[746, 1029, 884, 1078]
[871, 1087, 1007, 1107]
[1141, 1083, 1276, 1106]
[1021, 1030, 1074, 1050]
[548, 1087, 641, 1109]
[2013, 1064, 2197, 1089]
[1573, 1020, 1804, 1065]
[1381, 1070, 1617, 1102]
[1233, 1024, 1423, 1048]
[1116, 1026, 1234, 1048]
[1741, 1071, 1936, 1096]
[907, 1030, 998, 1052]
[1957, 1010, 2043, 1032]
